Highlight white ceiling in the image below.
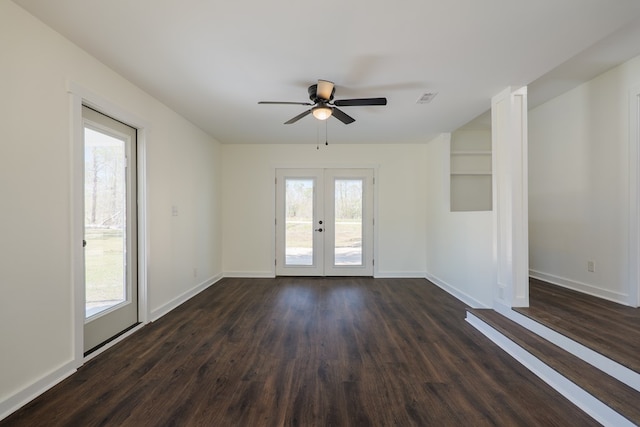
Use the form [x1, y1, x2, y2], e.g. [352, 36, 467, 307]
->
[13, 0, 640, 144]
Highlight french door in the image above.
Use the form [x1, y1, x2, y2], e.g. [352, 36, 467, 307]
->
[275, 168, 374, 276]
[82, 106, 138, 353]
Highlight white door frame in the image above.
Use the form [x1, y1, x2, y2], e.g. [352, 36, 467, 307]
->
[272, 164, 378, 277]
[68, 81, 149, 366]
[629, 84, 640, 307]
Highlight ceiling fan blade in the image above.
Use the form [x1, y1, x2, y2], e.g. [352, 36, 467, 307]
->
[284, 109, 312, 124]
[331, 107, 355, 124]
[334, 97, 387, 107]
[317, 80, 335, 101]
[259, 101, 313, 105]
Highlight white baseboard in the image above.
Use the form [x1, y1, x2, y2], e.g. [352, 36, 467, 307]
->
[529, 270, 629, 306]
[466, 312, 635, 427]
[222, 271, 275, 278]
[150, 273, 223, 321]
[425, 272, 488, 309]
[0, 360, 77, 422]
[374, 271, 426, 278]
[224, 271, 430, 279]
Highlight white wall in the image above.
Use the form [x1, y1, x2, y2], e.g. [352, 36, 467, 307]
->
[529, 55, 640, 305]
[221, 143, 428, 278]
[0, 1, 222, 414]
[425, 134, 495, 308]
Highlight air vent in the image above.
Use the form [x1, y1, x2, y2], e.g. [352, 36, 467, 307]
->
[416, 92, 438, 104]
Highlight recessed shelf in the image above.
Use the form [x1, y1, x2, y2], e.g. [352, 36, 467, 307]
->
[450, 129, 492, 212]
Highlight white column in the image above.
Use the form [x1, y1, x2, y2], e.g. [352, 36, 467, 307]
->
[629, 84, 640, 308]
[492, 86, 529, 308]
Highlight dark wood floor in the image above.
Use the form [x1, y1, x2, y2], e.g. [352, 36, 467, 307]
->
[2, 277, 598, 426]
[516, 278, 640, 374]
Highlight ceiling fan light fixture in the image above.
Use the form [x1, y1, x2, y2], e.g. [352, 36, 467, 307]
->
[312, 105, 333, 120]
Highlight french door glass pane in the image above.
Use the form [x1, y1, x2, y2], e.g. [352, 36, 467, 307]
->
[84, 127, 127, 318]
[334, 179, 363, 265]
[285, 178, 314, 265]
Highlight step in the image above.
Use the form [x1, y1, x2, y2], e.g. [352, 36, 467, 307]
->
[504, 306, 640, 392]
[467, 308, 640, 426]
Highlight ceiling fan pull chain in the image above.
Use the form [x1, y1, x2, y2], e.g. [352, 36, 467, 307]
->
[325, 120, 329, 146]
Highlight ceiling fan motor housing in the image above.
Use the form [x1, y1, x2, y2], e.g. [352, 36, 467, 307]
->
[308, 84, 335, 102]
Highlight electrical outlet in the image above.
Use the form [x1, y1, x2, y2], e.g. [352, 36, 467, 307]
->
[587, 261, 595, 273]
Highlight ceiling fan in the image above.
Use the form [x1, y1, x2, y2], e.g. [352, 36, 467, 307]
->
[259, 79, 387, 125]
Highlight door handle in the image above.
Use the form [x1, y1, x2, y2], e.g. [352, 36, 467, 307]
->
[83, 239, 87, 248]
[315, 228, 323, 232]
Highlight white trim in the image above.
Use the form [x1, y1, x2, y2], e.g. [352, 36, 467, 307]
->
[137, 123, 150, 323]
[530, 269, 630, 306]
[68, 81, 150, 130]
[425, 272, 489, 309]
[466, 312, 635, 427]
[0, 361, 77, 422]
[442, 133, 452, 213]
[375, 271, 427, 279]
[629, 84, 640, 308]
[150, 274, 223, 321]
[67, 81, 150, 364]
[69, 87, 85, 367]
[222, 270, 431, 279]
[270, 168, 277, 277]
[372, 168, 379, 278]
[495, 305, 640, 392]
[222, 271, 276, 278]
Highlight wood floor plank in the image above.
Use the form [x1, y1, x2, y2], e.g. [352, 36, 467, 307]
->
[2, 277, 599, 426]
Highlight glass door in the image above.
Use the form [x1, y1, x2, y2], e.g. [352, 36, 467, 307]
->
[275, 169, 324, 276]
[324, 169, 374, 276]
[82, 106, 138, 354]
[275, 168, 374, 276]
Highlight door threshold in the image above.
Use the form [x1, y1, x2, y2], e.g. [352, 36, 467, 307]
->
[84, 322, 142, 358]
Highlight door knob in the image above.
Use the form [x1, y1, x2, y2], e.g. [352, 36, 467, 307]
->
[315, 228, 323, 232]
